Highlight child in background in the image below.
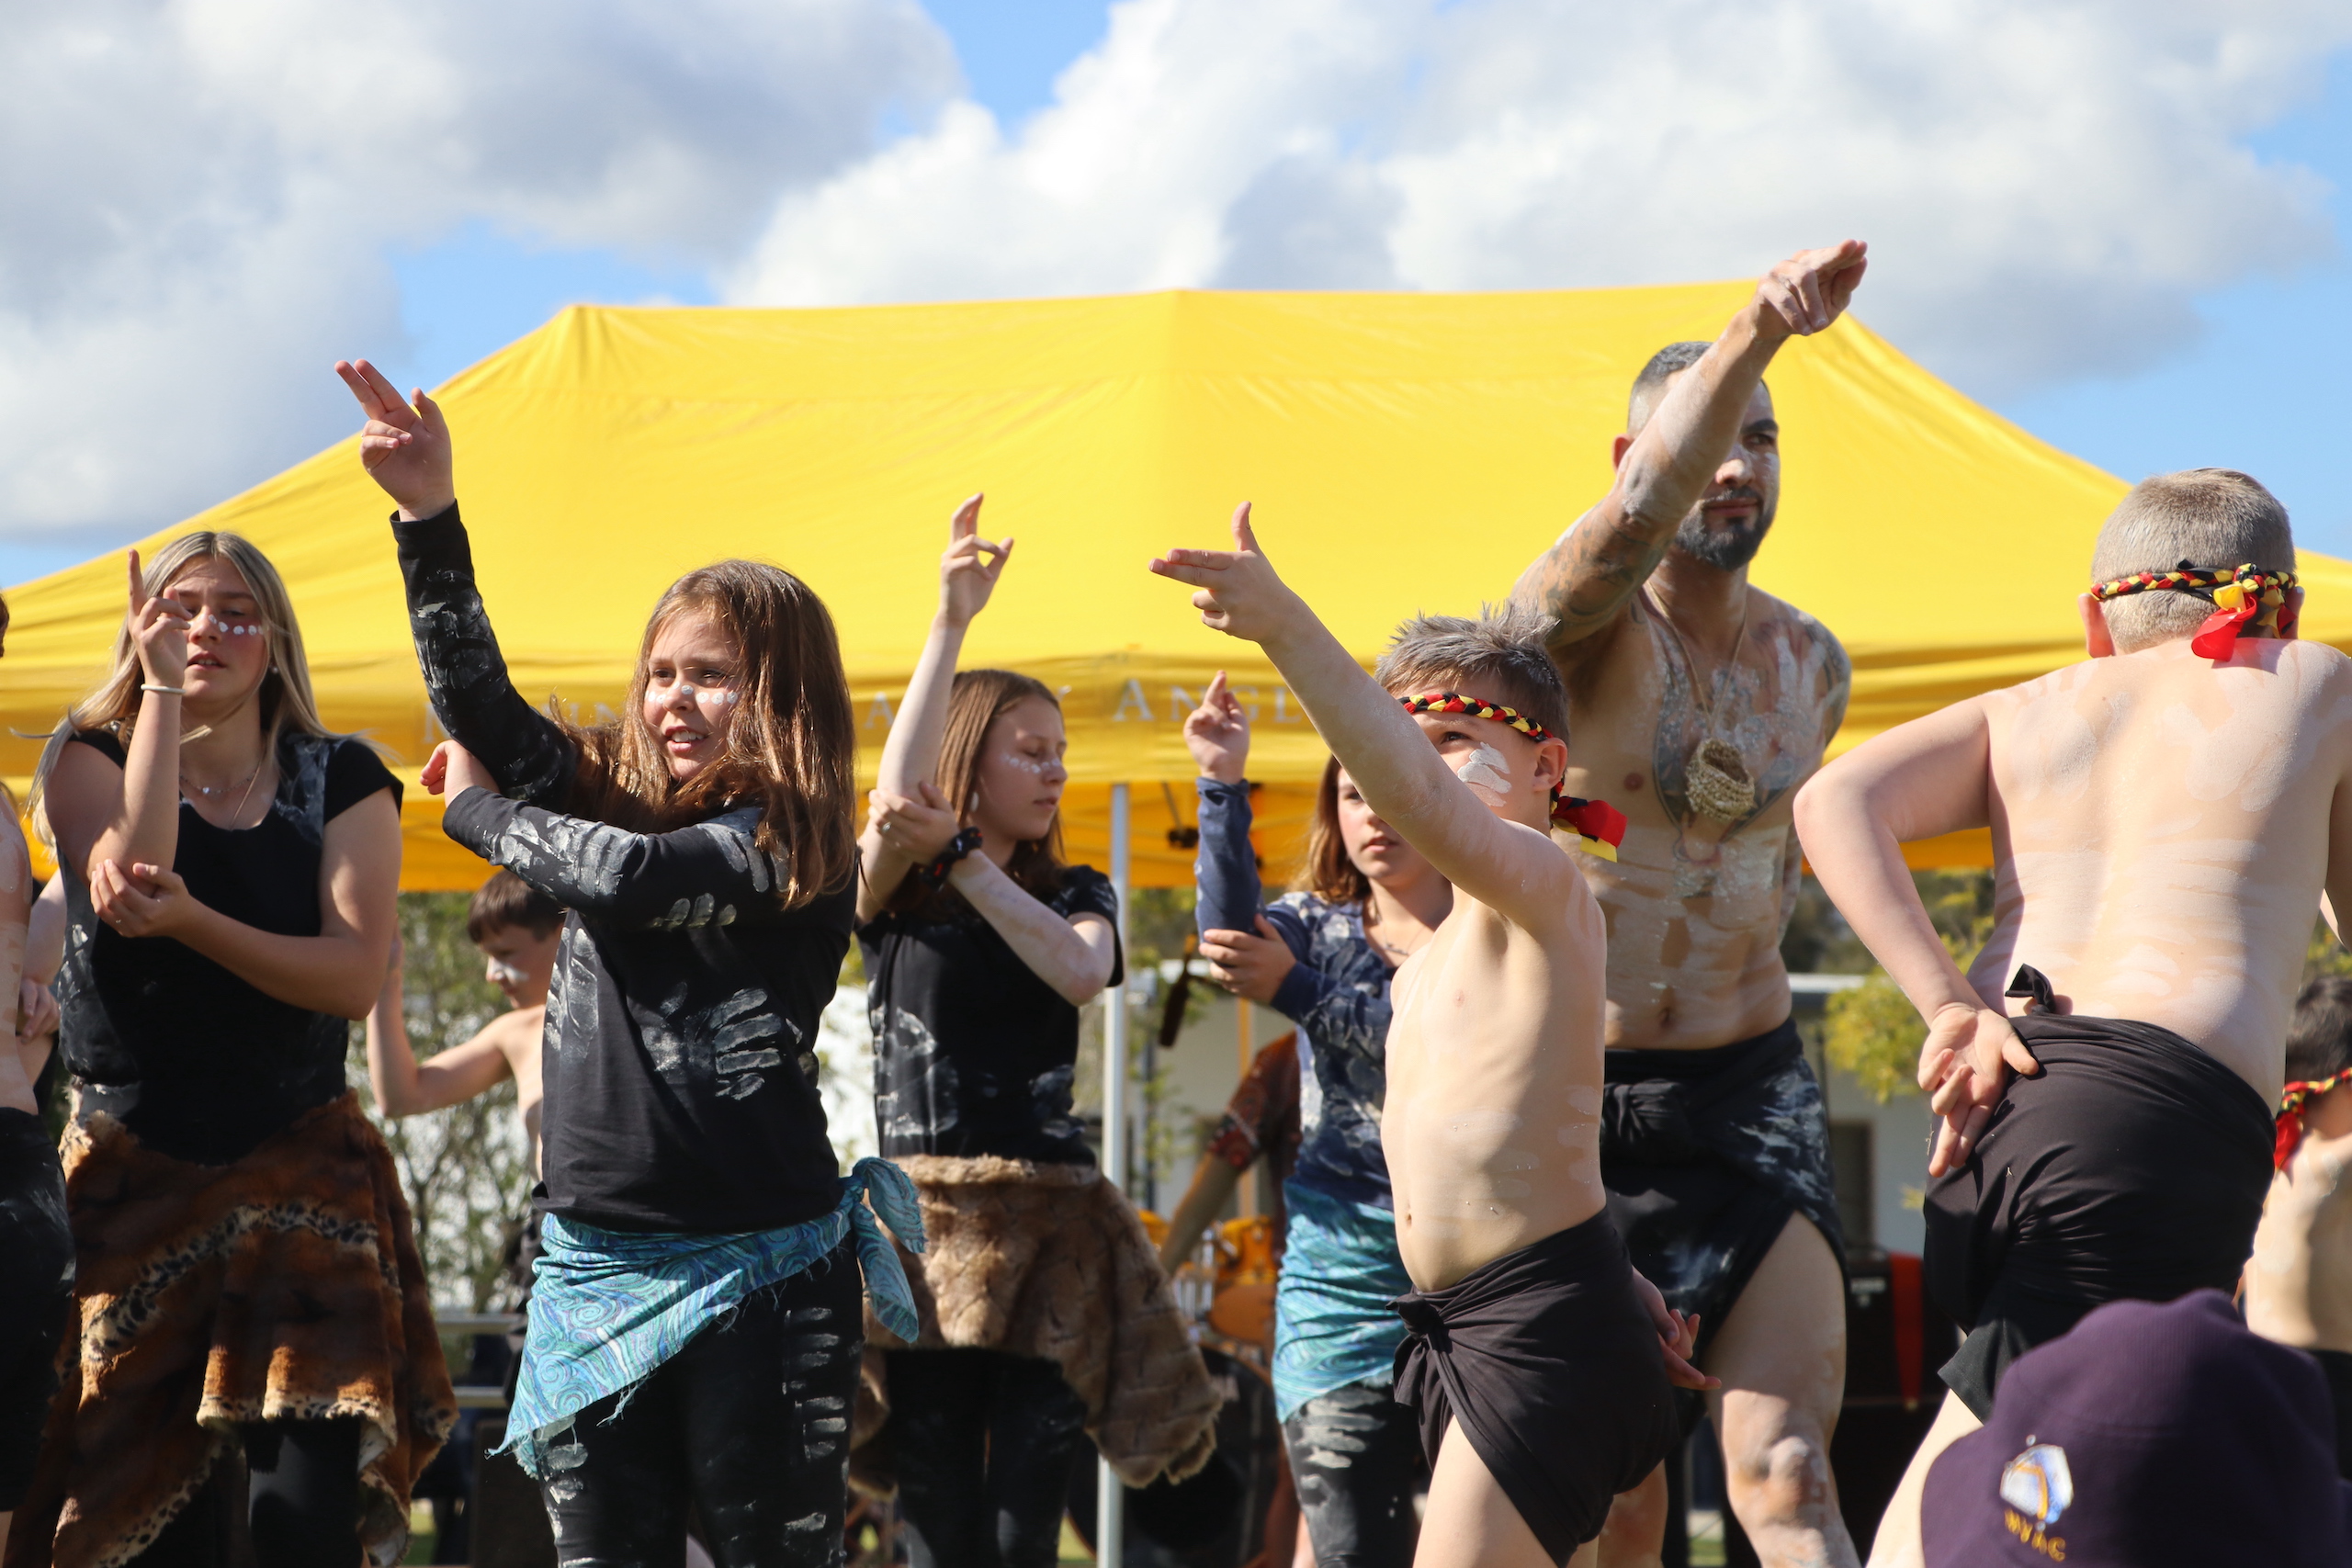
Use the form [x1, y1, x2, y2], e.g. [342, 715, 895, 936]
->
[1182, 671, 1450, 1568]
[365, 870, 562, 1173]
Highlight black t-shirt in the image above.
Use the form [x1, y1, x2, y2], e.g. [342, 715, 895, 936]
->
[58, 728, 401, 1164]
[859, 868, 1123, 1165]
[396, 504, 854, 1235]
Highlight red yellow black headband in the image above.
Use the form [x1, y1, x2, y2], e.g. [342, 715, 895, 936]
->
[2089, 561, 2297, 659]
[2276, 1070, 2349, 1170]
[1396, 691, 1627, 861]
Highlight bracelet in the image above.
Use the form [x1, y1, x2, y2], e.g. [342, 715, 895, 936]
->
[915, 828, 984, 888]
[141, 682, 185, 696]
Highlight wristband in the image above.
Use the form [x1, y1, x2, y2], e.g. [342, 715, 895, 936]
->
[916, 828, 984, 888]
[141, 682, 185, 696]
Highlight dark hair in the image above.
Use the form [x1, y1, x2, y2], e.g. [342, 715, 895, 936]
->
[2288, 976, 2352, 1084]
[1298, 755, 1373, 907]
[1373, 604, 1570, 739]
[567, 559, 857, 911]
[891, 668, 1068, 916]
[1628, 341, 1713, 433]
[466, 870, 565, 944]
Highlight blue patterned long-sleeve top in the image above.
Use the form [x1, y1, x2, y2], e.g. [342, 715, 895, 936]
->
[1194, 779, 1394, 1210]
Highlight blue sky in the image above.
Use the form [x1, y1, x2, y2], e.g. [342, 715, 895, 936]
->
[2, 6, 2343, 582]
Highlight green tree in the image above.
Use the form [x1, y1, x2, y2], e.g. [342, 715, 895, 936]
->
[1820, 870, 1996, 1104]
[348, 892, 535, 1311]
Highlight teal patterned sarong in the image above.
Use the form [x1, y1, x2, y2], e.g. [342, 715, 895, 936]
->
[1272, 1179, 1412, 1420]
[499, 1156, 925, 1477]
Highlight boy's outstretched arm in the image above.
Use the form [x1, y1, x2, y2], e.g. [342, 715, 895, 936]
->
[1792, 697, 2036, 1175]
[1150, 507, 1563, 927]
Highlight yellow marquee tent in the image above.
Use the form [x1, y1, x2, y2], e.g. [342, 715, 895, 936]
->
[7, 283, 2345, 890]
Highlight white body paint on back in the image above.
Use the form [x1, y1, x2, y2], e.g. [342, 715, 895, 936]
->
[1971, 638, 2352, 1098]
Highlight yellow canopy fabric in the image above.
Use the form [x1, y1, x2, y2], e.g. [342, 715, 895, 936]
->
[9, 285, 2345, 888]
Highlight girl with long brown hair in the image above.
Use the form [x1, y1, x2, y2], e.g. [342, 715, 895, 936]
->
[338, 360, 921, 1568]
[855, 499, 1216, 1568]
[14, 538, 450, 1568]
[1183, 675, 1452, 1568]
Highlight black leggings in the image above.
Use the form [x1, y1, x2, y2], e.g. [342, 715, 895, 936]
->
[1281, 1381, 1423, 1568]
[128, 1418, 363, 1568]
[886, 1348, 1090, 1568]
[539, 1247, 865, 1568]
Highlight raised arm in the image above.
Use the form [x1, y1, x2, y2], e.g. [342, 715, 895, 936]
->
[1792, 697, 2035, 1175]
[338, 357, 576, 806]
[1511, 242, 1867, 654]
[858, 495, 1010, 919]
[366, 940, 519, 1117]
[440, 756, 792, 931]
[1153, 508, 1566, 928]
[85, 552, 196, 883]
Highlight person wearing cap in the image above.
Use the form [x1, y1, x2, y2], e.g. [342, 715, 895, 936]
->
[1919, 1291, 2352, 1565]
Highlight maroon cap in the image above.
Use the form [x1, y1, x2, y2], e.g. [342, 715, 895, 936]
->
[1921, 1292, 2352, 1566]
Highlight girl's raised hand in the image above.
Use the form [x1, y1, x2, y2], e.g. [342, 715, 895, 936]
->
[334, 358, 456, 520]
[868, 782, 960, 864]
[939, 493, 1013, 628]
[424, 739, 497, 800]
[1182, 671, 1250, 784]
[126, 549, 190, 690]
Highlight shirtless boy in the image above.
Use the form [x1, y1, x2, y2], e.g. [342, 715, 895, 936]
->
[1793, 468, 2344, 1565]
[1510, 241, 1865, 1568]
[1151, 512, 1709, 1567]
[365, 869, 560, 1173]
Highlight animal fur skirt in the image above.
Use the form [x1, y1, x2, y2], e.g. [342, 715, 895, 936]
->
[854, 1155, 1219, 1490]
[5, 1093, 455, 1568]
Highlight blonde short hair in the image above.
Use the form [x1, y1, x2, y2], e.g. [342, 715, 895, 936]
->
[2091, 469, 2293, 652]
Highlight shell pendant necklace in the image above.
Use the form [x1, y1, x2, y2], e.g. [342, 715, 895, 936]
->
[1647, 585, 1756, 826]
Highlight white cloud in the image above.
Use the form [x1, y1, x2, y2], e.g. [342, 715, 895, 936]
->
[7, 0, 2346, 546]
[734, 0, 2351, 397]
[0, 0, 956, 541]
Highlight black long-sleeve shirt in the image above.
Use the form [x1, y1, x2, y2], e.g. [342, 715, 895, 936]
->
[395, 504, 854, 1234]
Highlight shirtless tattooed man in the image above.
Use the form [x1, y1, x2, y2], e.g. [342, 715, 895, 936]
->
[1152, 511, 1713, 1567]
[1510, 240, 1867, 1568]
[1796, 468, 2344, 1565]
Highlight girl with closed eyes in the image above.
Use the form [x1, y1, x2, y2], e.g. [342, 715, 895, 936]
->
[854, 499, 1216, 1568]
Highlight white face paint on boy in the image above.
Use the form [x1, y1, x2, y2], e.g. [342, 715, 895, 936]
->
[1455, 743, 1515, 795]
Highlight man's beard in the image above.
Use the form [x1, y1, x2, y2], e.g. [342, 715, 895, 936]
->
[1671, 491, 1776, 570]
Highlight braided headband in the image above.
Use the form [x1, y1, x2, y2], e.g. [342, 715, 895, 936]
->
[2276, 1069, 2349, 1170]
[2090, 560, 2298, 660]
[1396, 692, 1627, 861]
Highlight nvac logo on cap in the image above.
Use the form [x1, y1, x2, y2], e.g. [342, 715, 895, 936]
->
[1998, 1441, 2073, 1559]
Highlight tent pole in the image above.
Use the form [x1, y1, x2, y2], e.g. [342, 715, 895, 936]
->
[1097, 782, 1132, 1567]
